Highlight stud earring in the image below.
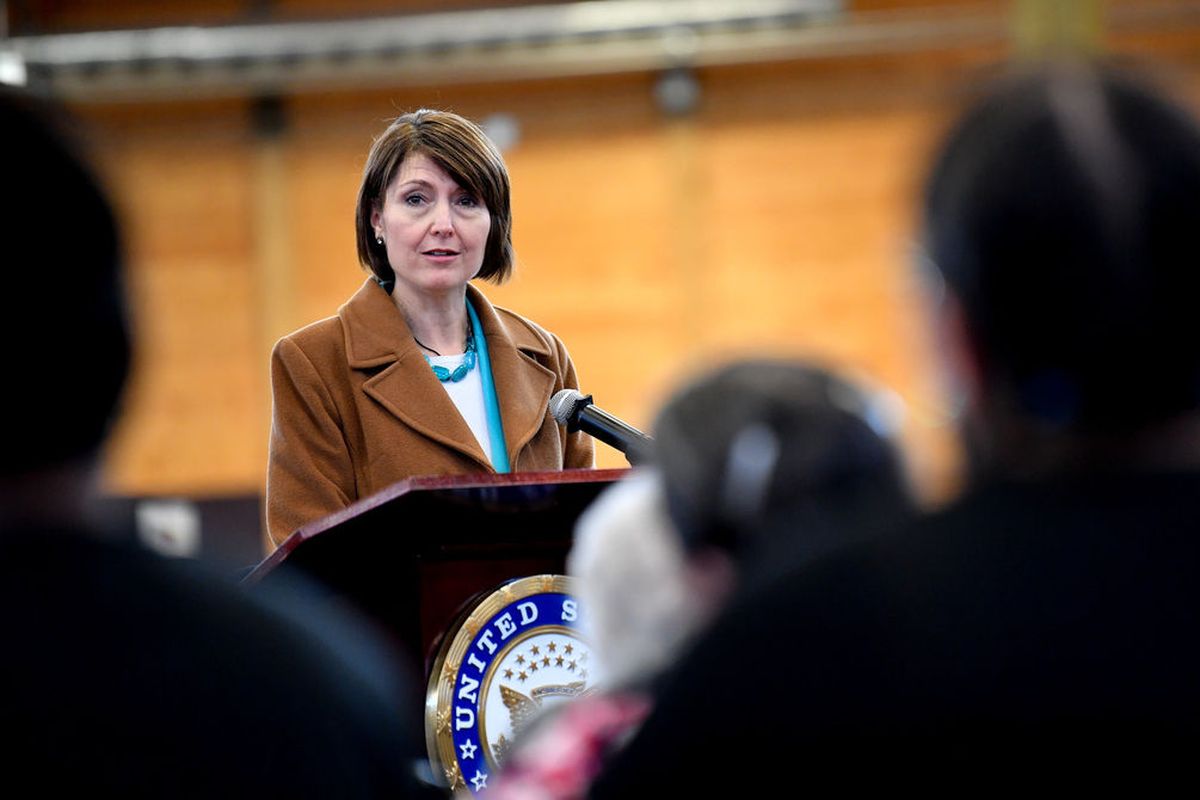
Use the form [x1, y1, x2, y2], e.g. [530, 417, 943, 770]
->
[376, 235, 384, 245]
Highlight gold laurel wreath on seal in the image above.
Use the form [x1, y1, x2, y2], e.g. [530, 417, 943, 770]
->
[424, 574, 578, 791]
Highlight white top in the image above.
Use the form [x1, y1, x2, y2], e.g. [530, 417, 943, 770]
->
[427, 353, 494, 466]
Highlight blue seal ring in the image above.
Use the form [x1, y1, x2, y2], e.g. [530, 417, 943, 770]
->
[425, 575, 589, 794]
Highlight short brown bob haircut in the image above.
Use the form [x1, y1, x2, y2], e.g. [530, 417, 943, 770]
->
[356, 109, 513, 287]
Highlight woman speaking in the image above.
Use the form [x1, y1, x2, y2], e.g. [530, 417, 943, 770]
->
[266, 109, 593, 548]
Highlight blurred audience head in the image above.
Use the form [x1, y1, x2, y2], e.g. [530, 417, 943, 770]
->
[0, 87, 130, 494]
[571, 360, 914, 688]
[653, 360, 913, 569]
[922, 61, 1200, 473]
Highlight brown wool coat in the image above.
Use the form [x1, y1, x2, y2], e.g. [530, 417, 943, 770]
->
[265, 279, 594, 549]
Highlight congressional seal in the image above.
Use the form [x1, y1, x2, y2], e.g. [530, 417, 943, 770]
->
[425, 574, 594, 794]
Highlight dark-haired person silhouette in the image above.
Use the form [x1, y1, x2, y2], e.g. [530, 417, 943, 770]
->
[590, 61, 1200, 795]
[0, 86, 432, 798]
[490, 360, 914, 798]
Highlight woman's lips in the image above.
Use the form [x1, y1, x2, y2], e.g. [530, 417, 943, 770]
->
[422, 249, 461, 262]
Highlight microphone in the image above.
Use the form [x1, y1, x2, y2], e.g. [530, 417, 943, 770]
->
[549, 389, 653, 465]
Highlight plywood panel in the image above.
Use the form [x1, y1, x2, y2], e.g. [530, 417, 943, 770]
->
[68, 12, 1200, 508]
[80, 66, 971, 497]
[93, 113, 264, 496]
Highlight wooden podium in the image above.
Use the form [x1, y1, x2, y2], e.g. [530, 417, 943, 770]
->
[243, 469, 626, 679]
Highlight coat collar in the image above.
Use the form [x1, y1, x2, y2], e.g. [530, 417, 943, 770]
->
[338, 279, 556, 469]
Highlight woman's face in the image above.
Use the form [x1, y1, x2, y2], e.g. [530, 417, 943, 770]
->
[371, 151, 491, 301]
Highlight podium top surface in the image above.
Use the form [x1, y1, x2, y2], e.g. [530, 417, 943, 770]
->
[245, 468, 629, 584]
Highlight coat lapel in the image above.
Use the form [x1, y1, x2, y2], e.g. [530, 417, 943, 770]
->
[466, 284, 558, 464]
[337, 280, 558, 471]
[339, 280, 491, 469]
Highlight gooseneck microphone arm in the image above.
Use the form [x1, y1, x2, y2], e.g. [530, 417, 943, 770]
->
[549, 389, 653, 466]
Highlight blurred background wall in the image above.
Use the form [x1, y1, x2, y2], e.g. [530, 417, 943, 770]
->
[5, 0, 1199, 563]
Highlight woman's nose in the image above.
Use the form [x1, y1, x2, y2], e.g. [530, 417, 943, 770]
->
[430, 199, 455, 236]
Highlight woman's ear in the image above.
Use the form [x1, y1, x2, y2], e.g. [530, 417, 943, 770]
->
[935, 290, 984, 423]
[682, 547, 737, 628]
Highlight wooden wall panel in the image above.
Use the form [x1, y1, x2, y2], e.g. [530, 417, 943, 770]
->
[688, 102, 959, 494]
[68, 66, 971, 502]
[64, 10, 1200, 516]
[490, 124, 684, 464]
[91, 113, 265, 496]
[272, 134, 366, 337]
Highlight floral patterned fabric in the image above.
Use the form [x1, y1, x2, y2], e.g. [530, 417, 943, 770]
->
[482, 692, 652, 800]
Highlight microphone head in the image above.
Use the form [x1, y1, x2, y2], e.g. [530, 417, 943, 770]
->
[549, 388, 585, 425]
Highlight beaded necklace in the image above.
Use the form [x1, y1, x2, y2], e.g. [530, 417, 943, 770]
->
[417, 321, 476, 383]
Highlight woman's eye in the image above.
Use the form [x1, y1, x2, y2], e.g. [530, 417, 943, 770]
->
[403, 194, 427, 206]
[456, 195, 480, 208]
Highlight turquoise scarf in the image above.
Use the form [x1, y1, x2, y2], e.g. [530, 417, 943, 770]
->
[466, 299, 511, 473]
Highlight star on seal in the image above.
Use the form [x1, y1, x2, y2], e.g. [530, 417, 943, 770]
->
[470, 770, 488, 791]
